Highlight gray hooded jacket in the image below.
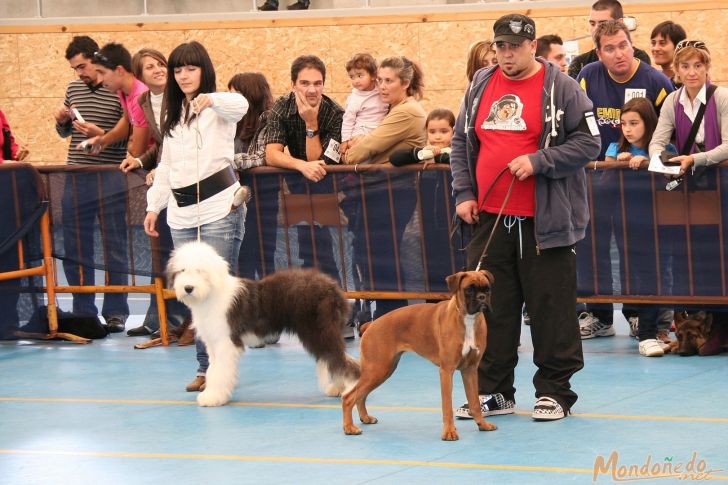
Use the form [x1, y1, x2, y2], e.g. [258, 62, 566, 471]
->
[450, 59, 601, 251]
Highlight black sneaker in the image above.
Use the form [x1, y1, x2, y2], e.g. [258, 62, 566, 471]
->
[454, 393, 515, 419]
[127, 325, 152, 337]
[531, 396, 566, 421]
[105, 316, 126, 333]
[258, 1, 278, 10]
[286, 0, 309, 9]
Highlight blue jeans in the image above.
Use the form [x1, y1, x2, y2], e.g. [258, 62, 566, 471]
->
[61, 171, 129, 319]
[170, 206, 246, 375]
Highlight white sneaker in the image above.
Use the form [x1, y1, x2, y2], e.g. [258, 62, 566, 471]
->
[656, 339, 671, 353]
[628, 316, 639, 338]
[579, 312, 616, 339]
[639, 339, 665, 357]
[532, 396, 566, 421]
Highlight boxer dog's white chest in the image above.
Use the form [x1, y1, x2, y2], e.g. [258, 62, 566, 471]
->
[462, 314, 479, 357]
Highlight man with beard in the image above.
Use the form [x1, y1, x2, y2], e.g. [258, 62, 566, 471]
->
[53, 36, 129, 333]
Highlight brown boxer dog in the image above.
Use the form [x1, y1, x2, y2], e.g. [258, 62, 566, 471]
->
[342, 270, 497, 440]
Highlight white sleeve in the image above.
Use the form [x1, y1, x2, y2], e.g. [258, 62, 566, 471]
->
[146, 139, 171, 213]
[209, 92, 248, 123]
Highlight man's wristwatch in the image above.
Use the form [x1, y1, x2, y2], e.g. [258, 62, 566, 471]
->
[305, 128, 319, 138]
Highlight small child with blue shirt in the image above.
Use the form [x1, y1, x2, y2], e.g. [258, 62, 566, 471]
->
[605, 97, 676, 357]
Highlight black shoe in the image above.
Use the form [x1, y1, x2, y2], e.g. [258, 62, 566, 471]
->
[258, 1, 278, 10]
[105, 316, 126, 333]
[127, 325, 152, 337]
[150, 328, 161, 339]
[286, 0, 309, 9]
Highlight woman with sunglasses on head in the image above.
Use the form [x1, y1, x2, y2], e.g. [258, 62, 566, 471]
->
[119, 48, 169, 184]
[143, 41, 249, 392]
[122, 48, 190, 339]
[649, 39, 728, 327]
[650, 40, 728, 175]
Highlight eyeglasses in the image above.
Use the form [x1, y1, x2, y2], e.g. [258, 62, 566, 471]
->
[674, 40, 708, 55]
[93, 51, 112, 66]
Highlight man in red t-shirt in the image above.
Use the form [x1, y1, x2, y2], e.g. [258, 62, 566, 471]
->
[451, 14, 601, 421]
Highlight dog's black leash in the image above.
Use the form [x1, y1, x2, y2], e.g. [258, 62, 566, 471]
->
[472, 167, 517, 272]
[448, 166, 518, 271]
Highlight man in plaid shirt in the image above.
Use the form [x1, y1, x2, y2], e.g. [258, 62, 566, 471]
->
[264, 55, 344, 283]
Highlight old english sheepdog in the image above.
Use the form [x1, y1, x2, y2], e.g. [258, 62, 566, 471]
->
[167, 241, 360, 407]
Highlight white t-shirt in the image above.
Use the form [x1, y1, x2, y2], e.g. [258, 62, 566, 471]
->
[150, 91, 164, 130]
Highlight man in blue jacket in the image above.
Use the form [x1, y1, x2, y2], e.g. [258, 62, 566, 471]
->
[450, 13, 601, 421]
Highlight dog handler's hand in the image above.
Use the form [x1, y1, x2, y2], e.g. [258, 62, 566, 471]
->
[456, 200, 480, 225]
[508, 154, 534, 181]
[299, 160, 327, 183]
[191, 94, 213, 114]
[144, 211, 159, 237]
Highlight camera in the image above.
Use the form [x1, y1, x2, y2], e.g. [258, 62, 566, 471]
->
[71, 107, 85, 123]
[666, 178, 683, 191]
[79, 139, 97, 152]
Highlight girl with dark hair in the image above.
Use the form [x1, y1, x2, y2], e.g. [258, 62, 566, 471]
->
[227, 72, 273, 166]
[144, 41, 249, 391]
[606, 97, 677, 357]
[227, 72, 280, 288]
[124, 48, 189, 339]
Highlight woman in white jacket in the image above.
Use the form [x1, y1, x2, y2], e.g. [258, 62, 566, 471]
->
[144, 41, 248, 392]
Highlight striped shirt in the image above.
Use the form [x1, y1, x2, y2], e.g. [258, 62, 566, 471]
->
[56, 79, 127, 165]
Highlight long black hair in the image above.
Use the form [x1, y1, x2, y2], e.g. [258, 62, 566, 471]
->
[163, 41, 217, 137]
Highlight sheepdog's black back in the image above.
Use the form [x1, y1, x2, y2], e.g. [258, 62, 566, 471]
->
[227, 268, 349, 358]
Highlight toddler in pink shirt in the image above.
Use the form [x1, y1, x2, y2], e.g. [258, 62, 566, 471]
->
[339, 53, 389, 156]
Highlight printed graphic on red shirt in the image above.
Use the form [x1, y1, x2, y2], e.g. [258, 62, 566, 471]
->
[481, 94, 526, 131]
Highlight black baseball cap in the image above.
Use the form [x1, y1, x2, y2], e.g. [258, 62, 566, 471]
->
[493, 14, 536, 44]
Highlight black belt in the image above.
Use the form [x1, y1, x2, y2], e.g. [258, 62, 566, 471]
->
[171, 165, 238, 207]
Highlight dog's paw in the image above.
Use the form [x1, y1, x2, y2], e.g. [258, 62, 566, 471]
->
[441, 427, 460, 441]
[197, 389, 229, 407]
[344, 424, 362, 435]
[477, 420, 497, 431]
[359, 414, 378, 425]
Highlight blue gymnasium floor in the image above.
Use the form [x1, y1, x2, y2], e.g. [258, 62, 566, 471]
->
[1, 311, 727, 485]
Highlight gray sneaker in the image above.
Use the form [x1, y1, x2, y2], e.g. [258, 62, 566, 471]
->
[579, 312, 615, 339]
[454, 393, 515, 419]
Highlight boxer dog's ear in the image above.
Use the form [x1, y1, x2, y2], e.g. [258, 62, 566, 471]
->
[480, 270, 495, 287]
[446, 272, 466, 294]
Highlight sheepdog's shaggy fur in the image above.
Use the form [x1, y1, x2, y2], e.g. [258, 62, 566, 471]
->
[167, 241, 360, 407]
